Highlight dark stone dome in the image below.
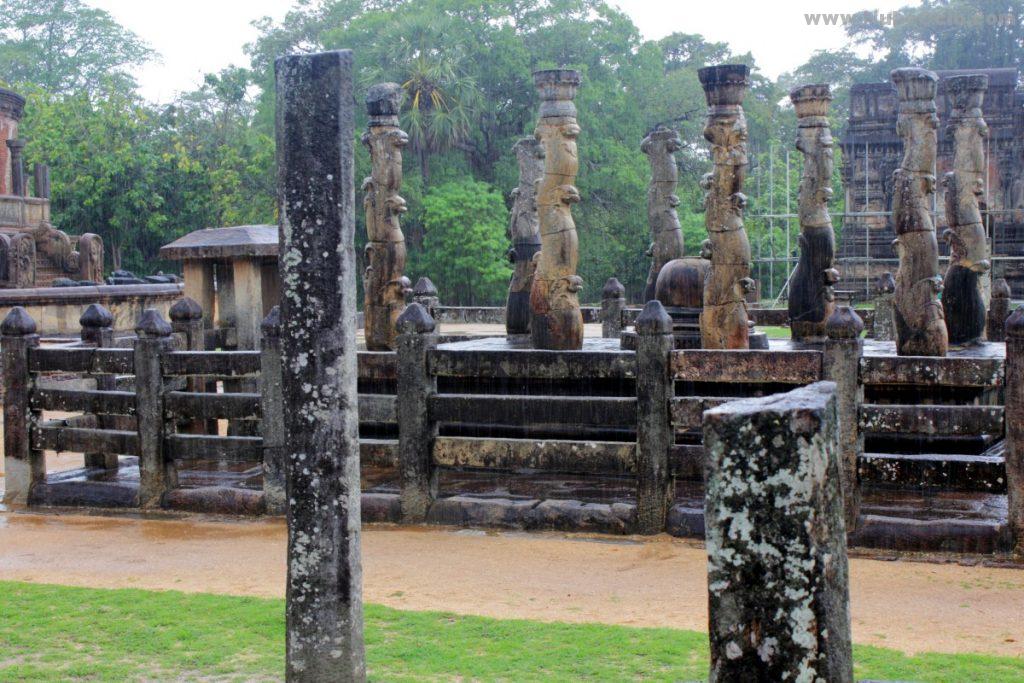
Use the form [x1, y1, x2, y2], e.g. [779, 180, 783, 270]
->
[654, 258, 709, 309]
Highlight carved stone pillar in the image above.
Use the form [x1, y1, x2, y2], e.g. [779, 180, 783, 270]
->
[891, 67, 947, 356]
[788, 84, 840, 342]
[6, 139, 26, 196]
[641, 126, 686, 302]
[942, 74, 991, 346]
[506, 136, 544, 335]
[362, 82, 409, 351]
[698, 65, 753, 349]
[76, 233, 104, 283]
[529, 69, 584, 350]
[9, 232, 35, 287]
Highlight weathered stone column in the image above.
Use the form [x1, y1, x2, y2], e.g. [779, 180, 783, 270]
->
[33, 163, 50, 199]
[942, 74, 991, 345]
[1005, 307, 1024, 555]
[698, 65, 753, 349]
[397, 303, 438, 521]
[362, 82, 409, 352]
[987, 278, 1012, 342]
[259, 306, 286, 515]
[412, 276, 438, 318]
[506, 136, 544, 335]
[81, 303, 118, 470]
[276, 50, 365, 681]
[891, 67, 947, 356]
[601, 277, 625, 339]
[641, 126, 686, 302]
[6, 139, 25, 196]
[530, 69, 584, 350]
[134, 309, 176, 508]
[170, 297, 210, 435]
[1, 307, 40, 506]
[703, 382, 852, 682]
[872, 271, 896, 341]
[635, 300, 674, 534]
[788, 84, 839, 342]
[824, 306, 865, 529]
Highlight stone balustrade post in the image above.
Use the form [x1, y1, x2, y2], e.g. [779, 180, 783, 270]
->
[703, 381, 852, 682]
[872, 272, 896, 341]
[412, 276, 439, 320]
[33, 163, 50, 199]
[824, 305, 865, 529]
[134, 309, 176, 507]
[259, 306, 286, 515]
[2, 307, 40, 506]
[1005, 307, 1024, 555]
[169, 296, 211, 434]
[80, 303, 118, 469]
[987, 278, 1011, 342]
[396, 303, 438, 522]
[634, 300, 674, 534]
[600, 277, 625, 339]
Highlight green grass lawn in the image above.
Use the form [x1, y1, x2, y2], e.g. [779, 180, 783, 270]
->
[1, 581, 1022, 681]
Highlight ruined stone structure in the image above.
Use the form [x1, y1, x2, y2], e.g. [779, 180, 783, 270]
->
[839, 67, 1024, 297]
[788, 84, 839, 342]
[698, 65, 753, 349]
[529, 69, 584, 350]
[362, 82, 410, 351]
[641, 126, 686, 302]
[942, 74, 991, 345]
[890, 67, 947, 356]
[505, 136, 543, 335]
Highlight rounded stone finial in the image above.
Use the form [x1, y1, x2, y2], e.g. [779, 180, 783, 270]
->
[1006, 306, 1024, 339]
[875, 271, 896, 295]
[135, 309, 172, 338]
[168, 296, 203, 322]
[635, 300, 672, 335]
[365, 82, 404, 118]
[825, 305, 865, 340]
[261, 305, 281, 333]
[602, 277, 625, 300]
[412, 276, 438, 298]
[396, 302, 436, 335]
[1, 306, 37, 336]
[655, 258, 709, 309]
[80, 303, 114, 329]
[992, 278, 1011, 299]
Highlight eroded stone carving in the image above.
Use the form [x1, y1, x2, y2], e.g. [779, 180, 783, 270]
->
[642, 126, 686, 302]
[362, 82, 409, 351]
[789, 84, 839, 342]
[77, 233, 104, 284]
[529, 69, 584, 350]
[891, 67, 947, 356]
[9, 232, 35, 288]
[506, 136, 544, 335]
[698, 64, 752, 349]
[941, 74, 990, 345]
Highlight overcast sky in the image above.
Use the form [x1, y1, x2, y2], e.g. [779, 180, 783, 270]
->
[87, 0, 911, 102]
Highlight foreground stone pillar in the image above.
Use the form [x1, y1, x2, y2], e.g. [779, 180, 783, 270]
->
[987, 278, 1012, 342]
[1, 307, 40, 506]
[397, 303, 439, 521]
[530, 69, 584, 350]
[788, 84, 839, 342]
[276, 50, 365, 681]
[703, 382, 852, 682]
[641, 126, 686, 302]
[506, 137, 544, 335]
[698, 65, 753, 349]
[942, 74, 991, 345]
[601, 277, 625, 339]
[134, 309, 176, 508]
[362, 82, 409, 351]
[891, 67, 947, 357]
[634, 300, 673, 534]
[1005, 307, 1024, 555]
[81, 303, 118, 470]
[872, 271, 896, 341]
[824, 306, 865, 529]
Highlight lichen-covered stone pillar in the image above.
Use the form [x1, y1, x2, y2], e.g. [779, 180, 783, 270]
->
[1, 307, 40, 506]
[824, 306, 865, 529]
[275, 50, 366, 681]
[506, 136, 544, 335]
[601, 277, 625, 339]
[134, 309, 176, 508]
[635, 300, 674, 534]
[1005, 307, 1024, 555]
[260, 306, 286, 515]
[788, 84, 839, 342]
[6, 139, 25, 196]
[703, 382, 852, 682]
[891, 67, 947, 357]
[942, 74, 991, 345]
[642, 127, 686, 302]
[987, 278, 1012, 342]
[81, 303, 118, 470]
[872, 271, 896, 341]
[397, 303, 438, 521]
[530, 69, 584, 350]
[698, 65, 753, 350]
[362, 82, 409, 352]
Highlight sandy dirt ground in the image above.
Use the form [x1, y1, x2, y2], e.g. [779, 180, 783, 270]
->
[0, 511, 1021, 657]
